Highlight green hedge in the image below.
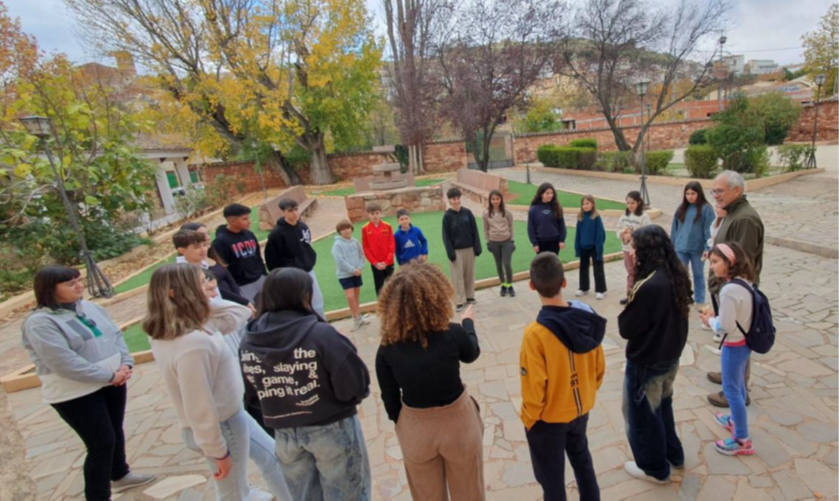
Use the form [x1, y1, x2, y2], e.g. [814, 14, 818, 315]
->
[537, 145, 596, 170]
[569, 138, 598, 150]
[595, 151, 633, 173]
[641, 150, 674, 175]
[689, 128, 708, 145]
[684, 145, 718, 179]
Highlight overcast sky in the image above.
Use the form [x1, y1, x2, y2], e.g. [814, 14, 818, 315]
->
[6, 0, 830, 68]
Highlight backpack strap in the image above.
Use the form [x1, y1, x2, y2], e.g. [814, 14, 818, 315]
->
[728, 278, 754, 338]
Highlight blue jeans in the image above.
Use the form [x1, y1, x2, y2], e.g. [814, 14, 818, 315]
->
[274, 415, 371, 501]
[721, 345, 751, 440]
[677, 250, 706, 304]
[622, 360, 684, 481]
[183, 408, 292, 501]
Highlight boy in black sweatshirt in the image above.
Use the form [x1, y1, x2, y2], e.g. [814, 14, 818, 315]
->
[211, 204, 267, 302]
[442, 188, 482, 312]
[264, 198, 325, 317]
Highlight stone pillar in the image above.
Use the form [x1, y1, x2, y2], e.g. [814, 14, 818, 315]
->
[174, 157, 191, 189]
[154, 163, 176, 215]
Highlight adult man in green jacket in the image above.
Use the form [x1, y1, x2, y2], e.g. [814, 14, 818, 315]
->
[705, 170, 764, 407]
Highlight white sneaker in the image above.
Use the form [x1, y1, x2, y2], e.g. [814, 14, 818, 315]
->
[249, 487, 275, 501]
[596, 293, 605, 300]
[350, 318, 363, 332]
[712, 333, 722, 343]
[624, 461, 670, 484]
[701, 323, 712, 331]
[359, 314, 371, 325]
[576, 290, 588, 297]
[112, 472, 157, 493]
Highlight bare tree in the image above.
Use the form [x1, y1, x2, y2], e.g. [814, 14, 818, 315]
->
[436, 0, 565, 172]
[557, 0, 729, 153]
[383, 0, 450, 174]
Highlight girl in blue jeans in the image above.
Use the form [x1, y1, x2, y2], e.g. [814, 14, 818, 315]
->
[670, 181, 715, 305]
[701, 243, 756, 456]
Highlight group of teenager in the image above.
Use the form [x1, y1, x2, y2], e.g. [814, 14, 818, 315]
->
[20, 169, 766, 501]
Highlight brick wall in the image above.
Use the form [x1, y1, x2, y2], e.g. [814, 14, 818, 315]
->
[345, 186, 445, 223]
[787, 98, 838, 143]
[422, 141, 468, 173]
[512, 119, 713, 164]
[201, 161, 288, 196]
[329, 152, 389, 181]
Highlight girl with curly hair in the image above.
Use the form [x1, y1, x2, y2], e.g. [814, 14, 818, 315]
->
[617, 225, 691, 485]
[375, 262, 485, 500]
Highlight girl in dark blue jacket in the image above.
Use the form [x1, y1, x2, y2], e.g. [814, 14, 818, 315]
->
[574, 195, 607, 299]
[527, 182, 567, 255]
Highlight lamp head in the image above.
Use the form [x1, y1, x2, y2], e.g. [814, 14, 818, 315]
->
[635, 80, 649, 97]
[719, 35, 727, 45]
[19, 116, 53, 139]
[815, 74, 826, 86]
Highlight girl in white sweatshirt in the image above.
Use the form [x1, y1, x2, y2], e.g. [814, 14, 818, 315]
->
[143, 263, 291, 501]
[700, 243, 756, 457]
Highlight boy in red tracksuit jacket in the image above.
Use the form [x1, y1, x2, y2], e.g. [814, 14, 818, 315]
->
[362, 203, 395, 296]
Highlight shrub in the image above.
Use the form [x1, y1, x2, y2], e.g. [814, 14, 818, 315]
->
[777, 144, 815, 172]
[538, 146, 596, 169]
[569, 138, 598, 150]
[595, 151, 633, 172]
[689, 128, 708, 145]
[706, 123, 766, 174]
[175, 186, 212, 218]
[641, 150, 675, 175]
[684, 145, 719, 179]
[749, 92, 802, 145]
[206, 174, 246, 203]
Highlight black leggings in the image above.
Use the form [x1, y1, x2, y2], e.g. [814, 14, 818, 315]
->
[51, 385, 130, 501]
[538, 239, 561, 255]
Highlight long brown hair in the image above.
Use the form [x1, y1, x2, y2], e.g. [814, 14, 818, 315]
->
[577, 194, 600, 222]
[676, 181, 710, 223]
[487, 189, 507, 217]
[377, 262, 454, 348]
[532, 182, 564, 219]
[709, 242, 756, 282]
[143, 264, 211, 340]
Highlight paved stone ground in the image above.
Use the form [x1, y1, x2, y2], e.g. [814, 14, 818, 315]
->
[6, 243, 837, 500]
[1, 148, 837, 500]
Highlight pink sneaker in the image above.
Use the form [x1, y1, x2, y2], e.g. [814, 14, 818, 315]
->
[714, 413, 735, 434]
[714, 437, 754, 456]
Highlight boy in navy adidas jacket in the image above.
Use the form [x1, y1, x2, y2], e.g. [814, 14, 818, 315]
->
[394, 209, 429, 265]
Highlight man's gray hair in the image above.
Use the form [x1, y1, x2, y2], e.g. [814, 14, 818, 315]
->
[716, 170, 746, 193]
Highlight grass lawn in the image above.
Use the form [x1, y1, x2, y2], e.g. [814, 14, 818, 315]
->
[121, 210, 623, 352]
[506, 180, 625, 211]
[322, 177, 447, 197]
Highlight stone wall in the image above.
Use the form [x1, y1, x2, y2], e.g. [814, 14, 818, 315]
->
[787, 98, 839, 143]
[345, 186, 445, 223]
[422, 140, 469, 173]
[201, 161, 288, 195]
[512, 119, 712, 164]
[330, 152, 390, 180]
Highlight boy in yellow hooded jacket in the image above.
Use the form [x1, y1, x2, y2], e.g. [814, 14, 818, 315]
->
[520, 252, 606, 501]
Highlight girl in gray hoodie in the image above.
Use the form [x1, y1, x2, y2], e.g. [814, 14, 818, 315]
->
[331, 219, 370, 331]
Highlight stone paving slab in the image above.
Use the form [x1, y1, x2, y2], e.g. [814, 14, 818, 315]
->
[2, 242, 836, 500]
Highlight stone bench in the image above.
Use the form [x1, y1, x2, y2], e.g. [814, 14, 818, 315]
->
[448, 169, 509, 206]
[353, 172, 415, 193]
[257, 185, 318, 230]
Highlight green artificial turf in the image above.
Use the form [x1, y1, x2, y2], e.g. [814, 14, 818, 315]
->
[120, 210, 622, 352]
[322, 178, 447, 197]
[506, 180, 625, 211]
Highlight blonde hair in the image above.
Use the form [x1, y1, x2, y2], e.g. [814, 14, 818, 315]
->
[577, 194, 600, 221]
[377, 262, 454, 348]
[143, 264, 211, 341]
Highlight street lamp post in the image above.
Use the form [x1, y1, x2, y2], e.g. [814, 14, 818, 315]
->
[635, 80, 651, 209]
[805, 74, 826, 169]
[718, 35, 727, 112]
[19, 116, 114, 298]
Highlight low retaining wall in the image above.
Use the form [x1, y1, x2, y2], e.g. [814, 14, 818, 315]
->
[345, 186, 446, 223]
[528, 166, 826, 191]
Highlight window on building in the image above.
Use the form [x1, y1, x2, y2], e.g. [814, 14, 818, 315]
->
[166, 170, 181, 189]
[189, 170, 202, 184]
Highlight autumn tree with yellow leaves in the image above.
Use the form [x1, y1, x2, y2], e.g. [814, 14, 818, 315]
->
[66, 0, 382, 185]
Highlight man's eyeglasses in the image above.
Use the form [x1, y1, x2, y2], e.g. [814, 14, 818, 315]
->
[710, 189, 726, 196]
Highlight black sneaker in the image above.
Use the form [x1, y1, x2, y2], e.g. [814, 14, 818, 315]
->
[500, 286, 508, 297]
[620, 298, 629, 306]
[455, 304, 465, 312]
[508, 286, 516, 297]
[466, 298, 477, 304]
